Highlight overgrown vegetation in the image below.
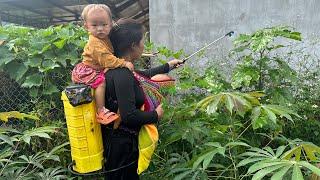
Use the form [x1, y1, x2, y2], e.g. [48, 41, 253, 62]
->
[0, 24, 319, 179]
[142, 26, 320, 180]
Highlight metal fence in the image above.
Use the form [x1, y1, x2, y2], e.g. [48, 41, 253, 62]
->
[0, 59, 151, 115]
[0, 71, 71, 120]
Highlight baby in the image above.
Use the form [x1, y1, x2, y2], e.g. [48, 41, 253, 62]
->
[72, 4, 134, 124]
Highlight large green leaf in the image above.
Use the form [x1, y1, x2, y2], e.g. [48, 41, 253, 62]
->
[298, 161, 320, 177]
[5, 61, 28, 81]
[270, 166, 291, 180]
[292, 164, 304, 180]
[0, 46, 14, 67]
[250, 104, 299, 129]
[39, 60, 60, 72]
[241, 145, 320, 180]
[43, 82, 59, 95]
[192, 144, 225, 170]
[53, 39, 66, 49]
[21, 126, 56, 144]
[173, 169, 194, 180]
[197, 92, 255, 116]
[0, 111, 39, 122]
[21, 73, 43, 88]
[252, 164, 288, 180]
[0, 134, 14, 146]
[25, 56, 42, 67]
[281, 142, 320, 161]
[248, 160, 288, 174]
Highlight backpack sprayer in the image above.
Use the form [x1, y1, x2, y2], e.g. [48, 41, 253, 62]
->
[61, 30, 235, 176]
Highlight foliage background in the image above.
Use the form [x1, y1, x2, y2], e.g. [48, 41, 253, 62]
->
[0, 24, 319, 179]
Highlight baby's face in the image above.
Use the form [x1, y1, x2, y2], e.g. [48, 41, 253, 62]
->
[85, 9, 112, 39]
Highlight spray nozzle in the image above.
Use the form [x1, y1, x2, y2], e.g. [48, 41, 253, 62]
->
[226, 31, 235, 37]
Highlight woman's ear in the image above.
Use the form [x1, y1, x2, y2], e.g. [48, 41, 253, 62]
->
[131, 42, 137, 50]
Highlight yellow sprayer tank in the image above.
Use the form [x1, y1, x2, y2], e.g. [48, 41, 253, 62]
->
[61, 91, 103, 173]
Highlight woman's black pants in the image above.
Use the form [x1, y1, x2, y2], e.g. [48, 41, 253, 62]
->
[102, 128, 139, 180]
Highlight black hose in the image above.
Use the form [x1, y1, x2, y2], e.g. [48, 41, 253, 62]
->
[67, 160, 137, 176]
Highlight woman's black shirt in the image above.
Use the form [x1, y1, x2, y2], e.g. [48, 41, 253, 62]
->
[104, 63, 170, 132]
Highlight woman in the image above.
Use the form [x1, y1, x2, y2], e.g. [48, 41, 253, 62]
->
[101, 18, 182, 179]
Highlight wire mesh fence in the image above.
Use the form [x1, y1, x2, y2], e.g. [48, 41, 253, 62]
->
[0, 70, 71, 121]
[0, 59, 152, 115]
[0, 72, 31, 112]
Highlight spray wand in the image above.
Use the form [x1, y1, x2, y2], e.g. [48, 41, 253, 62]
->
[172, 31, 234, 68]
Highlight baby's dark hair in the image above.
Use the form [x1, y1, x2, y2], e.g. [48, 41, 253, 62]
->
[109, 18, 144, 57]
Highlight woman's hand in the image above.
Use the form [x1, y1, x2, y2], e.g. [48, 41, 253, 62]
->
[167, 59, 184, 69]
[155, 104, 164, 119]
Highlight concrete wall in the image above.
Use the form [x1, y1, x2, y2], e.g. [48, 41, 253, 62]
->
[150, 0, 320, 70]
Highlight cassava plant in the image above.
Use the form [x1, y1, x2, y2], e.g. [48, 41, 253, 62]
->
[231, 26, 301, 105]
[141, 26, 320, 180]
[0, 112, 69, 179]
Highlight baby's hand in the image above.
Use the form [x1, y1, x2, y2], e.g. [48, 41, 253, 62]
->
[125, 62, 134, 71]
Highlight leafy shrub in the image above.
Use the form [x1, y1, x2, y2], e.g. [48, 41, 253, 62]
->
[141, 26, 320, 180]
[0, 112, 69, 179]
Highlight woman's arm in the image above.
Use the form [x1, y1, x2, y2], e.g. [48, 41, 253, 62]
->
[136, 59, 184, 78]
[136, 63, 170, 78]
[113, 68, 158, 128]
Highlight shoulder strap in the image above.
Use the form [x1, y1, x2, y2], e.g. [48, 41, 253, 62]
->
[133, 72, 163, 112]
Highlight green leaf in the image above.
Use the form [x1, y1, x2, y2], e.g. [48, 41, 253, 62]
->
[173, 169, 194, 180]
[192, 146, 225, 170]
[252, 116, 268, 129]
[5, 61, 28, 81]
[0, 134, 14, 146]
[40, 44, 51, 54]
[40, 60, 60, 72]
[281, 142, 320, 161]
[270, 166, 291, 180]
[292, 164, 304, 180]
[252, 164, 287, 180]
[251, 147, 275, 157]
[275, 146, 286, 158]
[225, 95, 234, 114]
[0, 147, 13, 160]
[22, 73, 43, 88]
[263, 106, 277, 124]
[163, 133, 183, 146]
[225, 141, 250, 148]
[53, 39, 66, 49]
[233, 34, 251, 46]
[248, 161, 287, 174]
[21, 126, 56, 144]
[0, 111, 39, 122]
[298, 161, 320, 176]
[22, 136, 31, 144]
[48, 142, 69, 156]
[29, 87, 39, 97]
[237, 157, 265, 167]
[44, 154, 60, 162]
[0, 46, 14, 66]
[251, 106, 261, 122]
[0, 127, 21, 134]
[43, 82, 59, 95]
[202, 152, 216, 170]
[205, 95, 222, 114]
[25, 57, 42, 67]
